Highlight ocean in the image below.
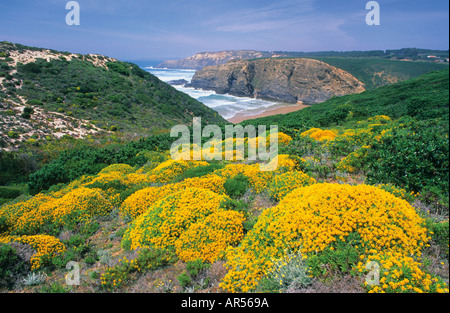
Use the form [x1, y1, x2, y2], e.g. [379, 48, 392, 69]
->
[144, 66, 285, 121]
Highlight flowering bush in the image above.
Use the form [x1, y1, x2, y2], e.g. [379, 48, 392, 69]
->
[99, 164, 135, 175]
[0, 194, 55, 235]
[119, 185, 180, 220]
[122, 188, 229, 251]
[336, 145, 371, 173]
[301, 128, 337, 141]
[268, 171, 316, 201]
[220, 183, 434, 293]
[359, 251, 448, 293]
[210, 163, 273, 194]
[0, 235, 66, 270]
[48, 187, 112, 231]
[175, 210, 245, 263]
[119, 174, 226, 220]
[13, 187, 111, 235]
[177, 175, 226, 195]
[149, 160, 209, 183]
[277, 132, 293, 146]
[272, 154, 298, 174]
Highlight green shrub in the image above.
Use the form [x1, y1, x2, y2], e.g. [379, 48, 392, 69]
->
[0, 243, 30, 289]
[306, 233, 364, 277]
[20, 62, 42, 74]
[177, 272, 191, 288]
[21, 106, 34, 119]
[38, 282, 71, 293]
[268, 171, 316, 201]
[0, 186, 22, 199]
[257, 250, 312, 293]
[224, 174, 249, 198]
[172, 163, 225, 183]
[100, 246, 177, 291]
[426, 219, 449, 257]
[27, 99, 43, 106]
[185, 259, 211, 278]
[365, 119, 449, 203]
[7, 131, 19, 139]
[106, 62, 131, 76]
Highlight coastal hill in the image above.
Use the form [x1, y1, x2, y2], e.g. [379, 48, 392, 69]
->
[157, 50, 285, 70]
[0, 42, 226, 149]
[187, 58, 366, 104]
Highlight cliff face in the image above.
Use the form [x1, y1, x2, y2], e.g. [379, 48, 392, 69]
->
[157, 50, 284, 70]
[187, 58, 366, 104]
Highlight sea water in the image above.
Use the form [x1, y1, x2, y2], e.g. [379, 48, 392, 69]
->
[145, 67, 284, 121]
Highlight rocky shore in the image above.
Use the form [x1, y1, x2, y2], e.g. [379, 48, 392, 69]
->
[187, 58, 366, 104]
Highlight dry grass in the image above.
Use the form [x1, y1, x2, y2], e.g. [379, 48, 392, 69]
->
[291, 274, 365, 293]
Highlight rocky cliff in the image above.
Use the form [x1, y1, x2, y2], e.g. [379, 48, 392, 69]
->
[187, 58, 366, 104]
[157, 50, 285, 70]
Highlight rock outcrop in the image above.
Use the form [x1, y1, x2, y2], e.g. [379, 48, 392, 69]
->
[157, 50, 285, 70]
[187, 58, 366, 104]
[167, 79, 188, 86]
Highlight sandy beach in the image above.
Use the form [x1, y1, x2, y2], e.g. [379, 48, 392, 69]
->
[227, 103, 309, 124]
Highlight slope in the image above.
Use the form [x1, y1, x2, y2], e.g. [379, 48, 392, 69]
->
[0, 41, 226, 142]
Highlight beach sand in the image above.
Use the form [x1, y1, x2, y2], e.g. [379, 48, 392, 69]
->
[227, 103, 309, 124]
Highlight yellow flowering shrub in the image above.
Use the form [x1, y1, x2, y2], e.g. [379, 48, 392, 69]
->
[365, 115, 391, 124]
[336, 145, 371, 173]
[301, 128, 337, 141]
[122, 173, 153, 186]
[119, 184, 180, 219]
[12, 187, 111, 235]
[122, 188, 229, 251]
[268, 171, 316, 201]
[220, 183, 431, 293]
[48, 175, 96, 199]
[99, 164, 135, 175]
[149, 159, 209, 183]
[119, 174, 227, 220]
[14, 199, 56, 235]
[0, 194, 55, 235]
[0, 235, 66, 270]
[50, 187, 112, 230]
[177, 174, 226, 195]
[175, 210, 245, 263]
[209, 163, 273, 193]
[277, 132, 293, 146]
[358, 251, 448, 293]
[273, 154, 298, 173]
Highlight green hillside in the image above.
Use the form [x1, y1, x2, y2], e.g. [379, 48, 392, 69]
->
[241, 69, 449, 130]
[0, 41, 225, 135]
[313, 57, 449, 90]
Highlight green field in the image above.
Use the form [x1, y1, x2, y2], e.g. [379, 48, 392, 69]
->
[314, 57, 449, 90]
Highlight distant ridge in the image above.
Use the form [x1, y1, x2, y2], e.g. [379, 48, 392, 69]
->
[156, 50, 285, 69]
[157, 48, 449, 71]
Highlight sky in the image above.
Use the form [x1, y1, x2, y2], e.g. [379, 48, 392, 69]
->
[0, 0, 448, 61]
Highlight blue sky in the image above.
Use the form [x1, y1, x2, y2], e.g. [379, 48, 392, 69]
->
[0, 0, 448, 61]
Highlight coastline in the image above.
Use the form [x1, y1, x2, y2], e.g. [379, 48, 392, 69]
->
[227, 103, 309, 124]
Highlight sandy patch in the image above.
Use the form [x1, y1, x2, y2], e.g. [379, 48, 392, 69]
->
[227, 103, 309, 124]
